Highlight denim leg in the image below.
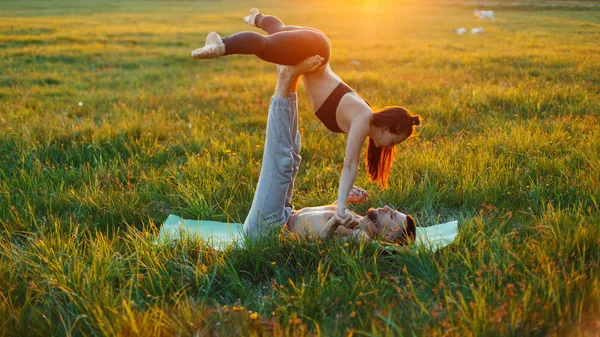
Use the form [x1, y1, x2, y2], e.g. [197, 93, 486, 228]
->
[285, 93, 301, 205]
[243, 96, 295, 237]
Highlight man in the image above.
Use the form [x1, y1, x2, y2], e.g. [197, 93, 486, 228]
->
[244, 56, 415, 244]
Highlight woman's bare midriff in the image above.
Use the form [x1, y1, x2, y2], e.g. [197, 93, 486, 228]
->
[302, 64, 372, 133]
[302, 64, 343, 111]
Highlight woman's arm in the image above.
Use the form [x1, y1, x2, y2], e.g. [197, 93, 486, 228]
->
[336, 118, 370, 216]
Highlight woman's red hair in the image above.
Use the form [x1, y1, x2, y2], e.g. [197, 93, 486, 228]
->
[366, 107, 421, 188]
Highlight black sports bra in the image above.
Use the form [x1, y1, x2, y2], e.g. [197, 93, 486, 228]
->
[314, 82, 354, 133]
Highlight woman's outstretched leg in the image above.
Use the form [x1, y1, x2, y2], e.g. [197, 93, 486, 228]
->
[192, 9, 330, 65]
[191, 32, 226, 59]
[245, 8, 305, 34]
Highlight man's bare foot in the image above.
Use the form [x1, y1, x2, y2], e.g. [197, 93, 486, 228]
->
[278, 55, 324, 77]
[244, 8, 260, 27]
[191, 32, 225, 59]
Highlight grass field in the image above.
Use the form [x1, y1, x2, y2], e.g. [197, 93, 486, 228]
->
[1, 0, 599, 336]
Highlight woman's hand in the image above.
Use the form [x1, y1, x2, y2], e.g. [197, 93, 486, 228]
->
[347, 185, 369, 205]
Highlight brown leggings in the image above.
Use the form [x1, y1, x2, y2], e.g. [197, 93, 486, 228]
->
[222, 14, 331, 66]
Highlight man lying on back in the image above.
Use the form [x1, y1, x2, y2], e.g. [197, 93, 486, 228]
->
[243, 55, 415, 244]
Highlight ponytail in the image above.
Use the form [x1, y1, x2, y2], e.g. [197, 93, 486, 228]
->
[366, 137, 396, 189]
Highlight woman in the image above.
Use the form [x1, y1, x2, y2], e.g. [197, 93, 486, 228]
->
[192, 9, 421, 219]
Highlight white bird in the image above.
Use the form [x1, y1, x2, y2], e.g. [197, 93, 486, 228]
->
[471, 27, 483, 34]
[454, 28, 467, 35]
[474, 10, 495, 21]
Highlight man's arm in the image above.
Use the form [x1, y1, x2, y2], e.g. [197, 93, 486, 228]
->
[300, 205, 338, 212]
[336, 225, 354, 237]
[322, 215, 343, 240]
[322, 212, 361, 240]
[338, 228, 372, 243]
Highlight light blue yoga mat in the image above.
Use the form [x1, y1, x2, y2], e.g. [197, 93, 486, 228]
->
[159, 214, 459, 252]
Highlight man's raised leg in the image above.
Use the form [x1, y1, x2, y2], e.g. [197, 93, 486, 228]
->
[282, 56, 323, 204]
[243, 57, 324, 237]
[285, 92, 301, 206]
[243, 95, 295, 237]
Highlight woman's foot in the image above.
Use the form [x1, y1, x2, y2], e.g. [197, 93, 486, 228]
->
[244, 8, 260, 27]
[280, 55, 325, 76]
[191, 32, 225, 59]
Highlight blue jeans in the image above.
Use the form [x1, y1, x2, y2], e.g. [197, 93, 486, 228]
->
[243, 93, 301, 237]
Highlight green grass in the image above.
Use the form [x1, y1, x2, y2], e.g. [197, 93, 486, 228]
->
[1, 0, 599, 336]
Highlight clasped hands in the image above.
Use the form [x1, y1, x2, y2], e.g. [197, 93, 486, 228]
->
[324, 186, 369, 238]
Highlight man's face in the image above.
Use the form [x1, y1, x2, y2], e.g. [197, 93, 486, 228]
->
[366, 206, 409, 240]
